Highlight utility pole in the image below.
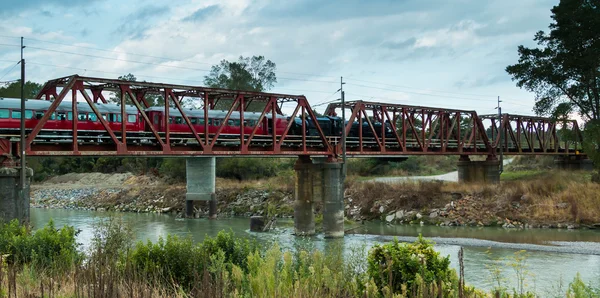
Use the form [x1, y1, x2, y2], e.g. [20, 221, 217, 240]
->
[497, 96, 503, 174]
[339, 77, 346, 175]
[20, 37, 26, 191]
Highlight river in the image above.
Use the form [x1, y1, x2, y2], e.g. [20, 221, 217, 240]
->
[31, 208, 600, 295]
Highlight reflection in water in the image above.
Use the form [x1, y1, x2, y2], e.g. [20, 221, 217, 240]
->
[31, 208, 600, 294]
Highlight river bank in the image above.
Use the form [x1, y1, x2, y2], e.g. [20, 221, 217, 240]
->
[30, 170, 600, 230]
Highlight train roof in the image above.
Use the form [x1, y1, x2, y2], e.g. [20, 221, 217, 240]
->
[0, 98, 143, 115]
[145, 106, 287, 120]
[0, 98, 287, 119]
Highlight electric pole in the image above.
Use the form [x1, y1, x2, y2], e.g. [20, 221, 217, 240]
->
[497, 96, 503, 174]
[20, 37, 26, 191]
[339, 77, 346, 176]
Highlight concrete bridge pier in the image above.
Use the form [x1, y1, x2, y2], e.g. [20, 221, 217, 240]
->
[293, 156, 345, 237]
[321, 161, 345, 238]
[0, 167, 33, 223]
[457, 155, 500, 184]
[294, 156, 315, 236]
[186, 157, 217, 219]
[554, 155, 594, 171]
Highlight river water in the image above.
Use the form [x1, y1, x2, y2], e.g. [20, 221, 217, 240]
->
[31, 208, 600, 295]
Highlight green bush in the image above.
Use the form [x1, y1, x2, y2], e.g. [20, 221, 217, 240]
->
[367, 235, 455, 295]
[129, 230, 259, 289]
[0, 219, 80, 270]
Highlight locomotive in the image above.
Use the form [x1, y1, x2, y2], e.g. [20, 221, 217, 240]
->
[0, 98, 394, 144]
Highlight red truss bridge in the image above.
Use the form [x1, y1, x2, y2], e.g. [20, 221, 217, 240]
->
[0, 75, 586, 163]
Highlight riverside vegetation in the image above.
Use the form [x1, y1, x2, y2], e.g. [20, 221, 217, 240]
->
[31, 156, 600, 230]
[0, 219, 599, 298]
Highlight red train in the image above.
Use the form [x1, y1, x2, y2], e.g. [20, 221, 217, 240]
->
[0, 98, 289, 141]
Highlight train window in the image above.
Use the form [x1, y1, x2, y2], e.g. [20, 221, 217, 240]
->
[175, 117, 183, 124]
[67, 112, 73, 120]
[35, 111, 44, 120]
[153, 114, 159, 125]
[57, 112, 66, 120]
[0, 109, 8, 119]
[168, 117, 173, 124]
[198, 118, 205, 125]
[48, 112, 56, 120]
[212, 119, 221, 126]
[89, 113, 98, 122]
[102, 114, 107, 121]
[190, 117, 198, 125]
[227, 119, 234, 126]
[78, 113, 87, 121]
[11, 110, 20, 119]
[116, 114, 122, 123]
[233, 120, 241, 126]
[127, 115, 136, 123]
[25, 110, 33, 119]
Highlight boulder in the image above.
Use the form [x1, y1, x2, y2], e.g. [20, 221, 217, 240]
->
[429, 211, 439, 218]
[385, 214, 395, 223]
[395, 210, 405, 220]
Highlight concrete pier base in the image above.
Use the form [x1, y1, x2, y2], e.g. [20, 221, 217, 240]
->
[0, 167, 33, 223]
[554, 156, 594, 171]
[294, 156, 315, 236]
[457, 155, 500, 184]
[321, 162, 344, 238]
[185, 157, 217, 218]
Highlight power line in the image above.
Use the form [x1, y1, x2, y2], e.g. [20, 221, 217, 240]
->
[0, 61, 19, 81]
[24, 37, 339, 79]
[349, 78, 496, 99]
[27, 61, 337, 97]
[0, 43, 20, 48]
[26, 46, 338, 84]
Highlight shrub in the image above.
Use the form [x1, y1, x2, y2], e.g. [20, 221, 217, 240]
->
[0, 219, 80, 271]
[367, 235, 455, 295]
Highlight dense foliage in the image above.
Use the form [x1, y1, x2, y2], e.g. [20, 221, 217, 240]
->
[367, 235, 456, 295]
[0, 220, 80, 271]
[1, 220, 598, 297]
[506, 0, 600, 121]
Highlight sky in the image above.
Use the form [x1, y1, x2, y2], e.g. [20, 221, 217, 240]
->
[0, 0, 559, 116]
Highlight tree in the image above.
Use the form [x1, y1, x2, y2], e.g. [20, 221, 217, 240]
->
[109, 73, 164, 106]
[505, 0, 600, 122]
[0, 80, 43, 99]
[204, 56, 277, 92]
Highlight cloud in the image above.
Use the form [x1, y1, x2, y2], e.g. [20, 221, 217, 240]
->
[116, 5, 170, 39]
[0, 0, 102, 15]
[183, 5, 221, 22]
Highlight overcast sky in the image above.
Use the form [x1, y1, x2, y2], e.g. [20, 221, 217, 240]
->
[0, 0, 558, 115]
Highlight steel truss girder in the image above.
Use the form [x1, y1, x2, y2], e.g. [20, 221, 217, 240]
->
[480, 114, 584, 155]
[20, 75, 332, 157]
[326, 100, 494, 156]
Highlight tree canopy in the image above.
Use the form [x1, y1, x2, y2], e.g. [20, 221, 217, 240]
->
[0, 80, 43, 99]
[505, 0, 600, 121]
[204, 56, 277, 92]
[110, 73, 165, 106]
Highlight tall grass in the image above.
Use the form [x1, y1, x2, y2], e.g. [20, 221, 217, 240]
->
[1, 219, 598, 297]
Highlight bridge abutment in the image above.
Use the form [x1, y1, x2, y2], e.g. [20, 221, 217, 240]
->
[186, 157, 217, 219]
[293, 156, 345, 237]
[457, 155, 500, 184]
[0, 167, 32, 223]
[554, 155, 594, 171]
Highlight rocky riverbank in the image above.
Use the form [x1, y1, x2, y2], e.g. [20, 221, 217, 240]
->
[31, 172, 600, 230]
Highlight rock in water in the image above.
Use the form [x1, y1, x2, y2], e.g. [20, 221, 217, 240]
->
[385, 214, 395, 223]
[250, 216, 266, 232]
